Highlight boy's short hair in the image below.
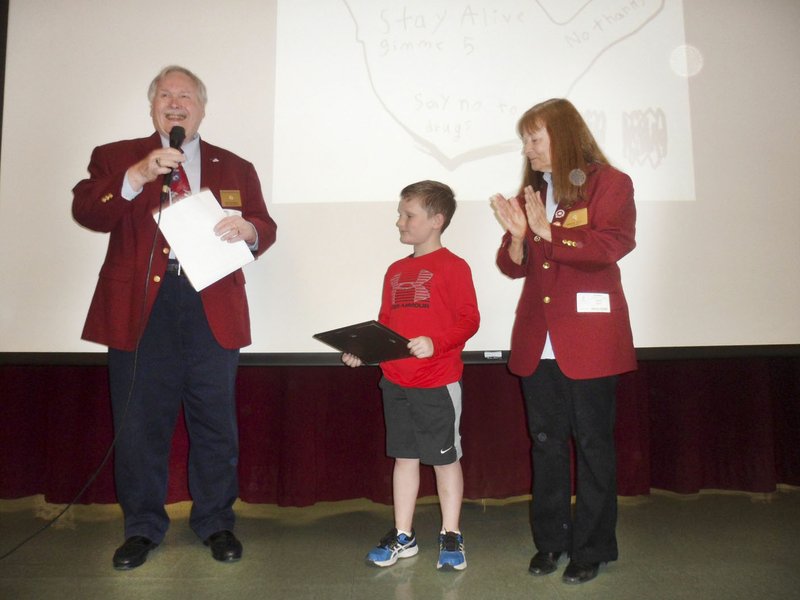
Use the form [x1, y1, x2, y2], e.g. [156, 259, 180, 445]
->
[400, 180, 456, 232]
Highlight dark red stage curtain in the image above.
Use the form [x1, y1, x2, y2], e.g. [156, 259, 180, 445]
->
[1, 358, 798, 506]
[644, 357, 800, 493]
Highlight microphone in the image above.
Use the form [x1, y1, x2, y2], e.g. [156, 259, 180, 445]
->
[169, 125, 186, 149]
[160, 126, 186, 203]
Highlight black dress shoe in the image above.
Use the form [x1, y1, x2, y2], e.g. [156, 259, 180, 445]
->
[204, 530, 243, 562]
[112, 536, 157, 570]
[562, 560, 600, 584]
[528, 551, 563, 575]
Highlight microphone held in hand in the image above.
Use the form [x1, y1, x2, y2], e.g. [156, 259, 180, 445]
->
[161, 126, 186, 203]
[169, 125, 186, 149]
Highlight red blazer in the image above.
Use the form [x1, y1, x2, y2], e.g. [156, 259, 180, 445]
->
[496, 163, 637, 379]
[73, 132, 277, 351]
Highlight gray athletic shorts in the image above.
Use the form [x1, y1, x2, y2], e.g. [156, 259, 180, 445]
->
[379, 377, 463, 466]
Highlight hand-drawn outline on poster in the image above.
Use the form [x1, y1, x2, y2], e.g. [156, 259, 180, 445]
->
[341, 0, 666, 170]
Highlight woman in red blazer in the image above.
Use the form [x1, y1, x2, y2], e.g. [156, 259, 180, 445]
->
[491, 98, 637, 585]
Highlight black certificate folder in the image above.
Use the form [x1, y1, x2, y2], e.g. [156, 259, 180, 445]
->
[313, 320, 410, 364]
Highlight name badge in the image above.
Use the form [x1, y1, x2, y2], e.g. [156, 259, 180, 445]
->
[577, 293, 610, 313]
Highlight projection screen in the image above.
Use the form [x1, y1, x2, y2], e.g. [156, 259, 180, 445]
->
[1, 0, 798, 358]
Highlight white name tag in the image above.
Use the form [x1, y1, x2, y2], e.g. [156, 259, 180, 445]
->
[577, 293, 610, 313]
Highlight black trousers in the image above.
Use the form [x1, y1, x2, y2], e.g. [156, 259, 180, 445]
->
[521, 359, 619, 563]
[108, 271, 240, 543]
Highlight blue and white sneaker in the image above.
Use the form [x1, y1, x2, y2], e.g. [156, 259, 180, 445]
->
[437, 531, 466, 571]
[365, 529, 419, 567]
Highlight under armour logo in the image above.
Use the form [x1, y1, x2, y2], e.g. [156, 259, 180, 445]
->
[391, 270, 433, 304]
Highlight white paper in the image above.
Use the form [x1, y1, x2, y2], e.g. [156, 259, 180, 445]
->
[154, 189, 254, 291]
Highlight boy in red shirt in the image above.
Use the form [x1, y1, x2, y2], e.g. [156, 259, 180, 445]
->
[343, 180, 480, 571]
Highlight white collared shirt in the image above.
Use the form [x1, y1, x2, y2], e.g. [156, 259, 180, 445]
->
[541, 172, 556, 360]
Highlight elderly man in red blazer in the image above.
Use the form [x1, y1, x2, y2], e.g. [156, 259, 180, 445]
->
[73, 65, 277, 570]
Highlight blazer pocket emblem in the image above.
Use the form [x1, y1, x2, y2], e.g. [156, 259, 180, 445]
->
[220, 190, 243, 207]
[563, 208, 588, 228]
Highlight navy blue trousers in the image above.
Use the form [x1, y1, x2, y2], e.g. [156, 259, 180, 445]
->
[521, 359, 619, 564]
[108, 271, 240, 543]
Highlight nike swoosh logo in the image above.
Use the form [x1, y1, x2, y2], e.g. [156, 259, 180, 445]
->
[440, 446, 453, 454]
